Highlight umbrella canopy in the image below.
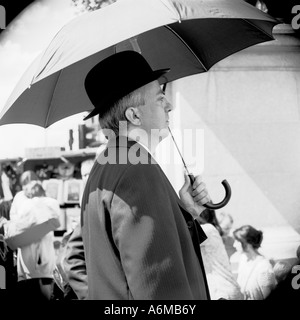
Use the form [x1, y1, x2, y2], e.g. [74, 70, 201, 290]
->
[0, 0, 278, 128]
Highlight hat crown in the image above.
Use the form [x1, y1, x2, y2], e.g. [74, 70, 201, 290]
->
[86, 51, 154, 83]
[84, 51, 169, 120]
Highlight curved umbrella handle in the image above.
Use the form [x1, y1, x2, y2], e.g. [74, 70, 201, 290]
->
[188, 175, 231, 210]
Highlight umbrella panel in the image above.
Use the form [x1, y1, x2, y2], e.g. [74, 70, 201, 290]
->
[48, 19, 276, 127]
[0, 17, 276, 128]
[169, 18, 275, 70]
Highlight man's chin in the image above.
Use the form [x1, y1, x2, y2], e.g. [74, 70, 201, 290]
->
[148, 128, 169, 144]
[158, 128, 169, 141]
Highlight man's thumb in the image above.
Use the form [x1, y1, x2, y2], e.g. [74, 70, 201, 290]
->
[181, 172, 191, 192]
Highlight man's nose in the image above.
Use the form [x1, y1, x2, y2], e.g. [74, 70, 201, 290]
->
[166, 100, 173, 112]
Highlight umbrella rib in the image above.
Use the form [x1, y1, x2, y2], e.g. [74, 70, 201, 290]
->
[243, 18, 275, 40]
[44, 69, 62, 127]
[34, 51, 58, 82]
[165, 25, 208, 72]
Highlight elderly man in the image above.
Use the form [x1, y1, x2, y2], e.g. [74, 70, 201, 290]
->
[80, 51, 210, 300]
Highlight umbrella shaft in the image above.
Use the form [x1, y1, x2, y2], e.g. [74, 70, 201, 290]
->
[168, 126, 191, 176]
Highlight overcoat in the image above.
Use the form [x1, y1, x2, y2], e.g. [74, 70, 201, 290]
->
[81, 136, 210, 300]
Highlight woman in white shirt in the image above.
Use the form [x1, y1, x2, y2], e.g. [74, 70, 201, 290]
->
[233, 225, 277, 300]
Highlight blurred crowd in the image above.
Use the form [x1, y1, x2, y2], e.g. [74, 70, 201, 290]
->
[1, 163, 300, 300]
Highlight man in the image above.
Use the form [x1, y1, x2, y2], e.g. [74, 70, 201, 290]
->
[80, 50, 211, 300]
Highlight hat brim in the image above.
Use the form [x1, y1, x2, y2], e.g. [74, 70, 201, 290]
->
[83, 68, 170, 121]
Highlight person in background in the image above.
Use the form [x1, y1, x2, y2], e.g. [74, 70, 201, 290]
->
[296, 244, 300, 261]
[196, 209, 243, 300]
[51, 231, 78, 300]
[233, 225, 277, 300]
[273, 260, 293, 284]
[0, 200, 17, 289]
[265, 245, 300, 301]
[5, 181, 60, 300]
[80, 159, 95, 186]
[57, 158, 95, 300]
[0, 167, 4, 203]
[9, 170, 39, 222]
[0, 166, 13, 203]
[216, 211, 236, 259]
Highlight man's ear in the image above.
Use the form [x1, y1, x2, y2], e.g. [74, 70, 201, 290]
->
[125, 107, 141, 126]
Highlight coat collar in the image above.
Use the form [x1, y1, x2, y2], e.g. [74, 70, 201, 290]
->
[107, 135, 153, 156]
[107, 135, 138, 149]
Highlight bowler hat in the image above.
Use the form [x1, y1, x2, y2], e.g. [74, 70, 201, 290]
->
[84, 51, 170, 120]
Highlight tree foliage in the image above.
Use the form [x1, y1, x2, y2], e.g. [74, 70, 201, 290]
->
[71, 0, 117, 13]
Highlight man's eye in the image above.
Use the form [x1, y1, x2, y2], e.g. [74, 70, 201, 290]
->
[160, 97, 167, 105]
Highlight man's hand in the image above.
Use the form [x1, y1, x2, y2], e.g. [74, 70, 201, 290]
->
[179, 173, 211, 218]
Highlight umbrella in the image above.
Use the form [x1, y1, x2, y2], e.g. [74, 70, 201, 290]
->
[0, 0, 278, 128]
[0, 0, 279, 209]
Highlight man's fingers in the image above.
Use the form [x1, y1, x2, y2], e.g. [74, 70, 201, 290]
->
[191, 175, 203, 189]
[192, 182, 206, 196]
[191, 178, 211, 204]
[195, 196, 211, 206]
[185, 174, 212, 206]
[192, 190, 208, 203]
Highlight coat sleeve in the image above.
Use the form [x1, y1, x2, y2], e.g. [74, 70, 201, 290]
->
[63, 223, 88, 300]
[111, 163, 200, 300]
